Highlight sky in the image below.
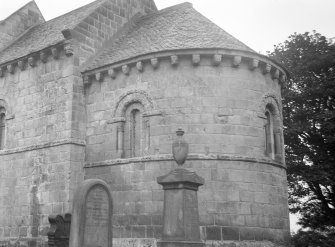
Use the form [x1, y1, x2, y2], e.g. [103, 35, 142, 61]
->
[1, 0, 335, 54]
[1, 0, 330, 232]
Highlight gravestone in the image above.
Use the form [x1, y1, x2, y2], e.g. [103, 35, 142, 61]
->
[69, 179, 113, 247]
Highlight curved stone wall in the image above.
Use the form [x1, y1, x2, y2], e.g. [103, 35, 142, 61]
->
[83, 51, 289, 244]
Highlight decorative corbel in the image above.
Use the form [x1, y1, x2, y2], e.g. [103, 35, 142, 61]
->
[151, 58, 159, 69]
[40, 52, 48, 63]
[212, 54, 222, 66]
[136, 61, 143, 72]
[263, 64, 271, 74]
[108, 68, 116, 79]
[95, 72, 102, 82]
[18, 60, 26, 71]
[51, 47, 59, 59]
[64, 41, 74, 56]
[83, 74, 90, 85]
[250, 59, 259, 70]
[7, 64, 14, 74]
[192, 54, 200, 66]
[122, 65, 130, 75]
[171, 55, 179, 66]
[233, 56, 242, 67]
[28, 56, 36, 67]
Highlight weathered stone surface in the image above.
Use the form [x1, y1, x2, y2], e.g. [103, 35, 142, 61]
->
[69, 179, 113, 247]
[82, 55, 289, 244]
[48, 214, 71, 247]
[157, 169, 204, 242]
[0, 1, 44, 51]
[0, 1, 289, 247]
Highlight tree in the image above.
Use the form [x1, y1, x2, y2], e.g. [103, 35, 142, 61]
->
[269, 31, 335, 244]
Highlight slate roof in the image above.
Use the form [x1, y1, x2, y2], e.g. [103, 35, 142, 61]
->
[0, 0, 106, 65]
[84, 2, 255, 71]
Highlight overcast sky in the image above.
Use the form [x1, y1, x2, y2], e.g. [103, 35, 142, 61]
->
[1, 0, 331, 232]
[1, 0, 335, 54]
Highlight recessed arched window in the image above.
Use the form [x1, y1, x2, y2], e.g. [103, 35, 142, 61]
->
[264, 104, 282, 161]
[265, 109, 275, 159]
[123, 103, 144, 158]
[0, 107, 5, 150]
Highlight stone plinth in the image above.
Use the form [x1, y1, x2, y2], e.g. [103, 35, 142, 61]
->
[157, 168, 205, 247]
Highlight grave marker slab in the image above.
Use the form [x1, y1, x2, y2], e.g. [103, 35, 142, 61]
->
[69, 179, 113, 247]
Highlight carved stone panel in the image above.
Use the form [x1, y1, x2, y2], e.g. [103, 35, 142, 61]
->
[69, 179, 113, 247]
[84, 187, 109, 247]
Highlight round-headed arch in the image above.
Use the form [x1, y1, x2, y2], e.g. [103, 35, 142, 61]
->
[260, 93, 282, 120]
[113, 90, 156, 118]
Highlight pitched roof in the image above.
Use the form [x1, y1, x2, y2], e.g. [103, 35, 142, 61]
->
[0, 1, 45, 25]
[84, 2, 254, 71]
[0, 0, 106, 65]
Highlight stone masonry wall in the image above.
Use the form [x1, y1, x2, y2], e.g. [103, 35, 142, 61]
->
[0, 49, 84, 246]
[85, 56, 283, 162]
[84, 54, 289, 244]
[0, 1, 44, 51]
[86, 159, 289, 243]
[0, 1, 158, 245]
[73, 0, 157, 64]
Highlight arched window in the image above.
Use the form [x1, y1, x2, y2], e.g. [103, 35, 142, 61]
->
[123, 103, 143, 158]
[265, 109, 275, 159]
[264, 104, 282, 161]
[0, 107, 5, 150]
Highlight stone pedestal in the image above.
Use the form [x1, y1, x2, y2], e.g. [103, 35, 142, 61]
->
[157, 168, 205, 247]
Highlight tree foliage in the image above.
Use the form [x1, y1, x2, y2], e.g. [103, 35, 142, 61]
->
[269, 31, 335, 243]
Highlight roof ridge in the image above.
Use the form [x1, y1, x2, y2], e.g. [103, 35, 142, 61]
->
[0, 1, 33, 23]
[0, 0, 107, 65]
[0, 0, 45, 54]
[44, 0, 105, 24]
[81, 12, 144, 71]
[157, 2, 192, 12]
[69, 0, 108, 30]
[0, 0, 45, 24]
[83, 1, 256, 71]
[186, 6, 255, 52]
[0, 24, 39, 55]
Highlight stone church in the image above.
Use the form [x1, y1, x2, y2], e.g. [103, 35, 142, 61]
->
[0, 0, 290, 246]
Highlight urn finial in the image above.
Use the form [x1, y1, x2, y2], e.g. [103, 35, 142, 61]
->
[172, 128, 189, 166]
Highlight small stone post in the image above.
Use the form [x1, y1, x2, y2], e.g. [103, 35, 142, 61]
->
[157, 128, 205, 247]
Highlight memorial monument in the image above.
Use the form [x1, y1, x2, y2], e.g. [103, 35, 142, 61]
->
[157, 128, 204, 247]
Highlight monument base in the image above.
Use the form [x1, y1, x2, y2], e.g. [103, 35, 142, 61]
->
[157, 240, 205, 247]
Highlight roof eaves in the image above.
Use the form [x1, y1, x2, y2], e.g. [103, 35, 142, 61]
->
[81, 2, 194, 72]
